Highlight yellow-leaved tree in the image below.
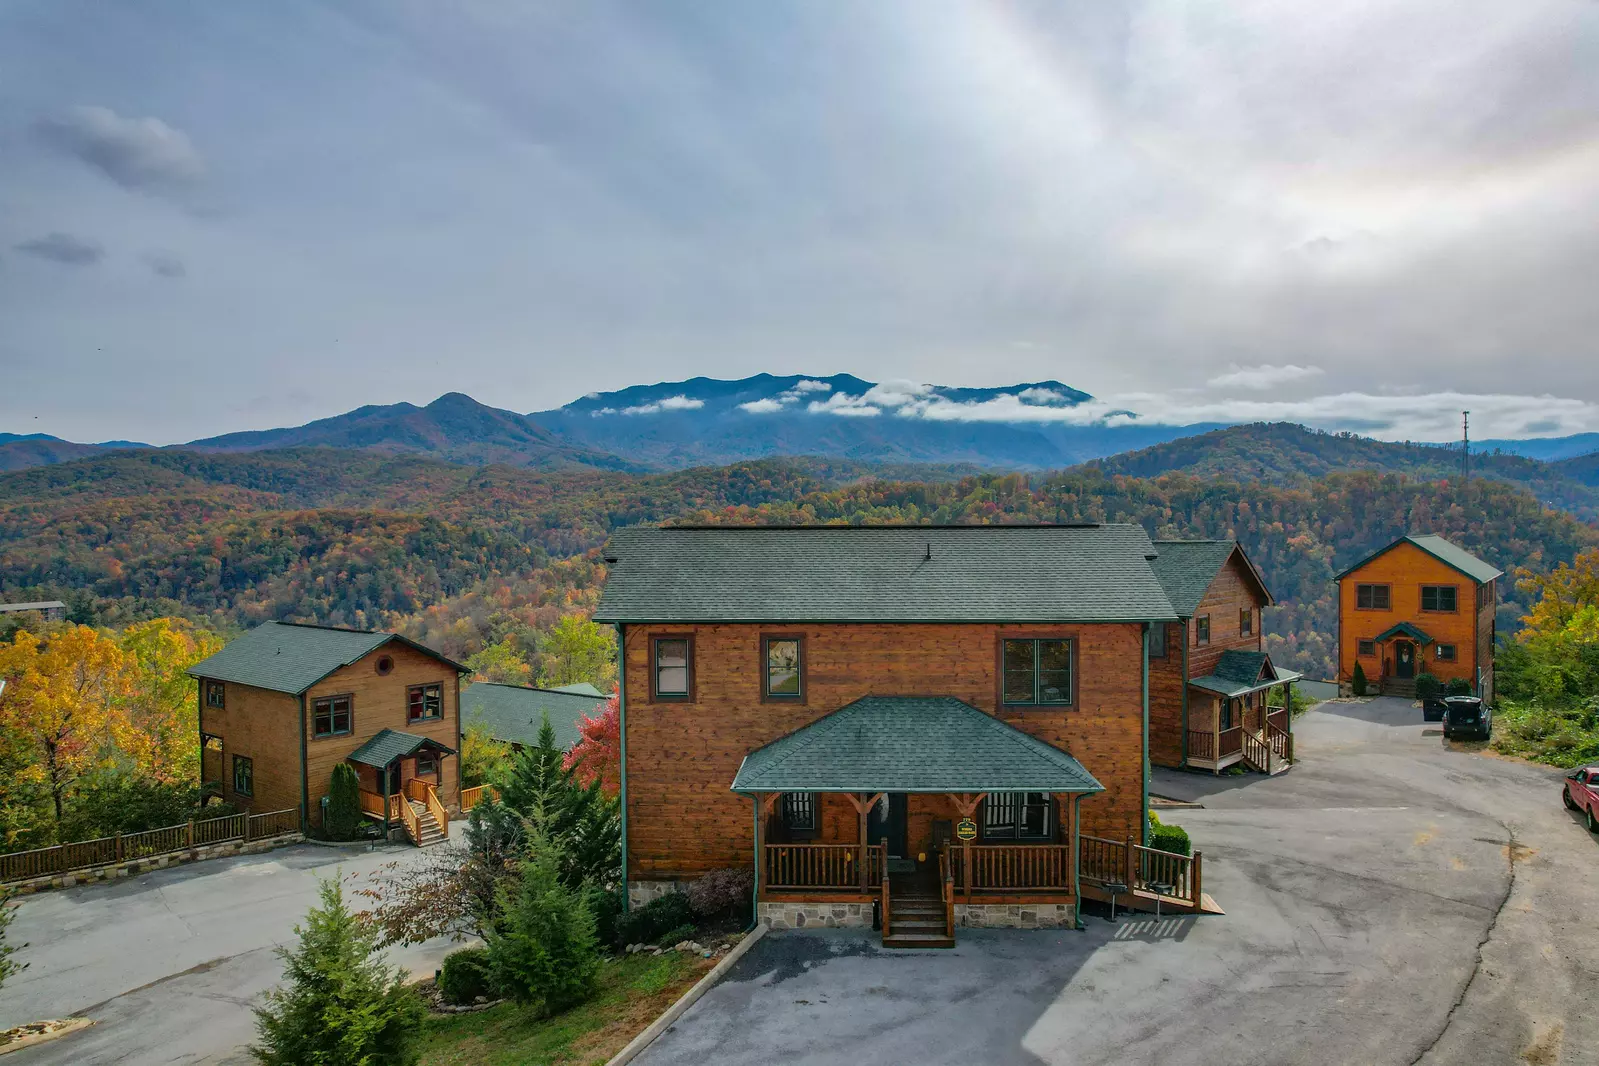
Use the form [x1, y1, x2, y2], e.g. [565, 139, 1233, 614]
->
[0, 626, 135, 838]
[117, 618, 223, 783]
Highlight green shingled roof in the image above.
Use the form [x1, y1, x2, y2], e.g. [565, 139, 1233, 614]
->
[1375, 621, 1434, 646]
[729, 696, 1103, 794]
[595, 525, 1177, 624]
[1149, 540, 1273, 616]
[462, 682, 609, 750]
[187, 621, 464, 696]
[1189, 649, 1302, 697]
[347, 728, 457, 769]
[1335, 534, 1503, 584]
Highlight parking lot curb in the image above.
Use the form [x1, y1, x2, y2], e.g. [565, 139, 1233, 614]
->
[604, 924, 768, 1066]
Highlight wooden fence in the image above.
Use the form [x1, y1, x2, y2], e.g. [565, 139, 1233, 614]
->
[0, 808, 301, 883]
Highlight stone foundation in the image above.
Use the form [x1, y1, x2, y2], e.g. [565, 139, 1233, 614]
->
[628, 879, 688, 909]
[955, 902, 1077, 929]
[759, 901, 870, 929]
[6, 833, 303, 895]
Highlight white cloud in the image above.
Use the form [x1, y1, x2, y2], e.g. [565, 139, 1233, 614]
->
[35, 105, 204, 194]
[617, 394, 704, 415]
[791, 379, 832, 393]
[1207, 364, 1327, 390]
[738, 397, 786, 414]
[1018, 387, 1070, 405]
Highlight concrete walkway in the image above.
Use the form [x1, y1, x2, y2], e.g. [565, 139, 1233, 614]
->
[633, 697, 1599, 1066]
[1, 833, 465, 1065]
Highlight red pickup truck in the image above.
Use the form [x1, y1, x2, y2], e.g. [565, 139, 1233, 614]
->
[1565, 767, 1599, 832]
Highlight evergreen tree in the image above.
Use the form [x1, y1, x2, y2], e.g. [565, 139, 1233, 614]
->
[497, 714, 619, 888]
[484, 831, 599, 1016]
[324, 763, 362, 841]
[251, 879, 423, 1066]
[0, 887, 26, 991]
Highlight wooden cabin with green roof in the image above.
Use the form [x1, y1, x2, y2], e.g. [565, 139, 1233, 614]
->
[188, 621, 466, 845]
[594, 524, 1220, 946]
[1146, 540, 1298, 774]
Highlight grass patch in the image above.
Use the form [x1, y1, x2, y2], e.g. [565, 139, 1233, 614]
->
[417, 950, 715, 1066]
[1491, 699, 1599, 768]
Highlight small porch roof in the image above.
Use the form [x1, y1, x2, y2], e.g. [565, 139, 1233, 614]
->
[347, 728, 457, 769]
[730, 696, 1104, 795]
[1374, 621, 1434, 646]
[1189, 649, 1303, 698]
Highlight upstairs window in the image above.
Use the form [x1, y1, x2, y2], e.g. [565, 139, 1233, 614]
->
[1436, 644, 1457, 662]
[781, 792, 815, 831]
[232, 754, 253, 797]
[1001, 639, 1073, 706]
[1195, 615, 1211, 647]
[982, 792, 1051, 840]
[1356, 584, 1391, 610]
[652, 636, 692, 700]
[1240, 608, 1253, 637]
[1148, 621, 1169, 659]
[1421, 586, 1458, 613]
[313, 694, 353, 738]
[763, 636, 803, 700]
[204, 680, 226, 710]
[407, 683, 443, 723]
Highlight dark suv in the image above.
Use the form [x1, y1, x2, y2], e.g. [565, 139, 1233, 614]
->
[1442, 696, 1491, 741]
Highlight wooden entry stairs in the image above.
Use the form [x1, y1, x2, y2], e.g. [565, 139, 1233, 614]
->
[881, 845, 956, 948]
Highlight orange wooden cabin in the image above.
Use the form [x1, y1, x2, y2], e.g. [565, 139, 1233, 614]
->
[1335, 534, 1501, 700]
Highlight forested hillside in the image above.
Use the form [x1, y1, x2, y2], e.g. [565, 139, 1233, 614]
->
[1079, 423, 1599, 520]
[3, 448, 1595, 680]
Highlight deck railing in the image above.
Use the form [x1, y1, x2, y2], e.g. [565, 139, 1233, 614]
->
[0, 808, 300, 883]
[1267, 708, 1289, 732]
[1267, 722, 1292, 762]
[460, 785, 496, 811]
[1241, 728, 1271, 770]
[951, 844, 1074, 893]
[1218, 726, 1244, 757]
[1079, 834, 1203, 908]
[1187, 728, 1216, 762]
[764, 843, 885, 890]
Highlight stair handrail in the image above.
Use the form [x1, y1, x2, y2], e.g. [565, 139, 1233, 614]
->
[940, 842, 955, 937]
[1241, 728, 1271, 771]
[398, 795, 422, 844]
[1266, 721, 1292, 762]
[424, 781, 449, 839]
[881, 865, 892, 941]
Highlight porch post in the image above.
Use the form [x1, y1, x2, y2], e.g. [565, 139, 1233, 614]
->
[380, 763, 390, 834]
[752, 794, 763, 919]
[857, 792, 869, 893]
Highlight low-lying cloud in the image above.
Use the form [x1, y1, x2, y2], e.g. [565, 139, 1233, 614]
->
[1207, 365, 1326, 391]
[35, 105, 205, 195]
[14, 232, 103, 266]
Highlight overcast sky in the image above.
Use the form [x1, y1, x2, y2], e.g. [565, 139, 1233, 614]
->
[3, 1, 1598, 445]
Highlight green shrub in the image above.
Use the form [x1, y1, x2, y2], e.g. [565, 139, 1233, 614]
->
[324, 764, 362, 842]
[1414, 672, 1442, 700]
[655, 923, 698, 947]
[1149, 823, 1191, 856]
[686, 869, 753, 920]
[616, 891, 694, 947]
[1352, 662, 1368, 697]
[0, 887, 26, 992]
[1446, 677, 1474, 697]
[582, 884, 625, 949]
[438, 947, 496, 1005]
[485, 839, 600, 1016]
[251, 879, 424, 1066]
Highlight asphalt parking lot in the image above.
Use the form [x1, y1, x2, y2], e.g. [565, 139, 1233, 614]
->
[637, 698, 1599, 1066]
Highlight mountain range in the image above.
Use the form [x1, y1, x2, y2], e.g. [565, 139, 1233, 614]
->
[7, 374, 1599, 483]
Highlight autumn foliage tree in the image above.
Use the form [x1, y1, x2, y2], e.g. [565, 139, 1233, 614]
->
[563, 695, 619, 796]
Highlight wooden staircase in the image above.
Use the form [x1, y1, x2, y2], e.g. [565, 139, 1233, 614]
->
[1240, 724, 1293, 775]
[407, 799, 447, 847]
[882, 846, 956, 948]
[1382, 677, 1417, 698]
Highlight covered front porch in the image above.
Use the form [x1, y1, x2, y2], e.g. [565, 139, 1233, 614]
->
[349, 728, 456, 846]
[732, 696, 1111, 946]
[1185, 651, 1300, 774]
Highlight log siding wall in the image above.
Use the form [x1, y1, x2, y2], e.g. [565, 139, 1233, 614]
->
[1338, 542, 1494, 692]
[200, 682, 303, 815]
[623, 621, 1147, 883]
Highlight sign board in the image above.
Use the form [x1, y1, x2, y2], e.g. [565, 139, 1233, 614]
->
[955, 818, 977, 841]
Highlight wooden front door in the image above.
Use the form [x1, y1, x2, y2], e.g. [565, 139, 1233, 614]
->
[1395, 641, 1416, 679]
[870, 793, 908, 858]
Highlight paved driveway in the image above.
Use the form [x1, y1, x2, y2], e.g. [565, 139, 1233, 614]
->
[637, 698, 1599, 1066]
[1, 835, 463, 1065]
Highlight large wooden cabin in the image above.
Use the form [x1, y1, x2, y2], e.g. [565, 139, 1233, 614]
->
[189, 622, 467, 845]
[1147, 540, 1298, 774]
[595, 525, 1217, 944]
[1335, 534, 1501, 700]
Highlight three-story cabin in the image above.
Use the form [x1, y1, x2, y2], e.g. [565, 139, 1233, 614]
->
[1336, 534, 1502, 700]
[594, 524, 1215, 944]
[1147, 540, 1298, 774]
[189, 622, 467, 845]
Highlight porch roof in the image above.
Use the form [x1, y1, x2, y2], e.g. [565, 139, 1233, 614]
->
[347, 728, 457, 769]
[1374, 621, 1434, 646]
[730, 696, 1104, 795]
[1188, 649, 1302, 698]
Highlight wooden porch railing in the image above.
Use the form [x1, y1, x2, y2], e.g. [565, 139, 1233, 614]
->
[1218, 726, 1244, 757]
[1078, 834, 1126, 885]
[940, 843, 955, 936]
[881, 863, 892, 939]
[460, 785, 497, 811]
[1187, 728, 1215, 761]
[1241, 728, 1270, 770]
[398, 795, 422, 844]
[1079, 834, 1204, 909]
[1267, 708, 1289, 732]
[951, 844, 1074, 893]
[1267, 722, 1292, 762]
[358, 789, 388, 820]
[764, 843, 885, 890]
